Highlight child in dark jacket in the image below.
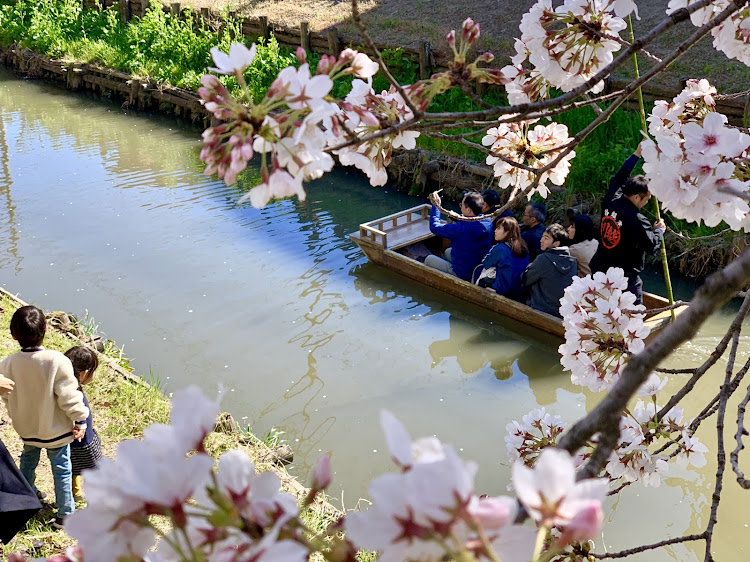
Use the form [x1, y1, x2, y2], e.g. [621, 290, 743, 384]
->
[477, 216, 529, 301]
[522, 224, 577, 318]
[64, 346, 102, 502]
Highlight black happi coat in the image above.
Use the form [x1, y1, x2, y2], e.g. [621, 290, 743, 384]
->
[589, 154, 663, 281]
[0, 438, 41, 543]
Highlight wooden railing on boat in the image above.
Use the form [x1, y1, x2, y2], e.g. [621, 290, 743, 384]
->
[358, 204, 432, 250]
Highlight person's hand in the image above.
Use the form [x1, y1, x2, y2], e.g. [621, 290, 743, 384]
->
[654, 219, 666, 231]
[635, 142, 644, 157]
[428, 192, 441, 207]
[0, 375, 13, 396]
[73, 424, 86, 441]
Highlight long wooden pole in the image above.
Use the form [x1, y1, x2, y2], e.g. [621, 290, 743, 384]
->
[627, 15, 676, 318]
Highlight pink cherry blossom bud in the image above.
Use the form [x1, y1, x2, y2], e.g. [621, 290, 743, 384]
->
[557, 501, 603, 546]
[228, 134, 241, 146]
[201, 74, 221, 89]
[7, 554, 27, 562]
[446, 30, 456, 47]
[467, 23, 480, 45]
[461, 18, 474, 41]
[296, 46, 307, 64]
[468, 496, 516, 530]
[66, 546, 84, 562]
[204, 100, 219, 113]
[318, 56, 332, 75]
[312, 453, 332, 490]
[477, 52, 494, 63]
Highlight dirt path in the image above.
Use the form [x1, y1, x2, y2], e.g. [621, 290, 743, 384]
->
[184, 0, 749, 92]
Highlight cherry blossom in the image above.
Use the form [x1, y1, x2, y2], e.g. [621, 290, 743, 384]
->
[558, 268, 651, 392]
[481, 117, 575, 198]
[505, 407, 567, 465]
[512, 448, 608, 527]
[637, 373, 668, 397]
[676, 431, 710, 468]
[520, 0, 627, 93]
[642, 79, 750, 229]
[208, 43, 257, 75]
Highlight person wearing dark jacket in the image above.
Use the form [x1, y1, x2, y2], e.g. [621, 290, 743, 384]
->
[520, 202, 547, 261]
[477, 216, 529, 301]
[589, 144, 666, 304]
[426, 191, 491, 281]
[522, 224, 577, 318]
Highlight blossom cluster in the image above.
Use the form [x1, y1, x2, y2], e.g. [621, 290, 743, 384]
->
[347, 412, 607, 561]
[668, 0, 750, 67]
[23, 386, 610, 562]
[606, 396, 707, 486]
[515, 0, 637, 95]
[505, 407, 569, 465]
[199, 19, 521, 207]
[481, 117, 576, 198]
[558, 268, 651, 392]
[507, 268, 709, 489]
[640, 78, 750, 229]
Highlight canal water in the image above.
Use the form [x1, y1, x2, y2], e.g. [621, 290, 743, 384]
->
[1, 67, 748, 560]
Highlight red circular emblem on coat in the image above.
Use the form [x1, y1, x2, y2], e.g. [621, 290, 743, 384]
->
[600, 216, 621, 249]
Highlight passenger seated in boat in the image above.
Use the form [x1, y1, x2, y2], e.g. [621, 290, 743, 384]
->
[521, 202, 547, 261]
[479, 189, 515, 233]
[566, 214, 598, 277]
[425, 191, 491, 281]
[475, 217, 529, 301]
[522, 224, 577, 318]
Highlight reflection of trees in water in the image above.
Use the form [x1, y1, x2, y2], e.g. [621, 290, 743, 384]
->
[0, 72, 205, 189]
[0, 112, 20, 272]
[258, 265, 347, 476]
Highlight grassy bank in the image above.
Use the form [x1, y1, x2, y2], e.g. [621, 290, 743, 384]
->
[0, 290, 338, 558]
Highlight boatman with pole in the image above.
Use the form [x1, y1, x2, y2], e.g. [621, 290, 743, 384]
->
[589, 143, 666, 305]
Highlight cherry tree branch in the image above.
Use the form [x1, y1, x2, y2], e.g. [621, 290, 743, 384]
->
[730, 380, 750, 488]
[558, 248, 750, 477]
[657, 292, 750, 419]
[703, 315, 741, 561]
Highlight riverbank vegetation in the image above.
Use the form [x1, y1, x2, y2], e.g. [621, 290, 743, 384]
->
[0, 291, 338, 558]
[0, 0, 739, 273]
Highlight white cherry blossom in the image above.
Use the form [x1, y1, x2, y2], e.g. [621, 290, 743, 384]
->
[512, 448, 608, 527]
[208, 43, 257, 75]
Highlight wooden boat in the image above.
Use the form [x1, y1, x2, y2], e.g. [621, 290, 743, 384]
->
[349, 204, 685, 340]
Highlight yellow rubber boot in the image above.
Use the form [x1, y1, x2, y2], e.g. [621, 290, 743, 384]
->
[72, 475, 84, 501]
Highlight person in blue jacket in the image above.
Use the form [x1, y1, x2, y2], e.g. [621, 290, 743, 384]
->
[476, 217, 530, 301]
[426, 191, 491, 281]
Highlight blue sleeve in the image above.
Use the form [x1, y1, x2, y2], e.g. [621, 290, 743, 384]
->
[482, 245, 503, 269]
[429, 205, 466, 239]
[604, 153, 640, 208]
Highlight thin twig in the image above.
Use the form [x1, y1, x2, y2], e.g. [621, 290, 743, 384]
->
[704, 314, 741, 561]
[592, 534, 706, 559]
[730, 380, 750, 488]
[657, 292, 750, 419]
[350, 0, 421, 118]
